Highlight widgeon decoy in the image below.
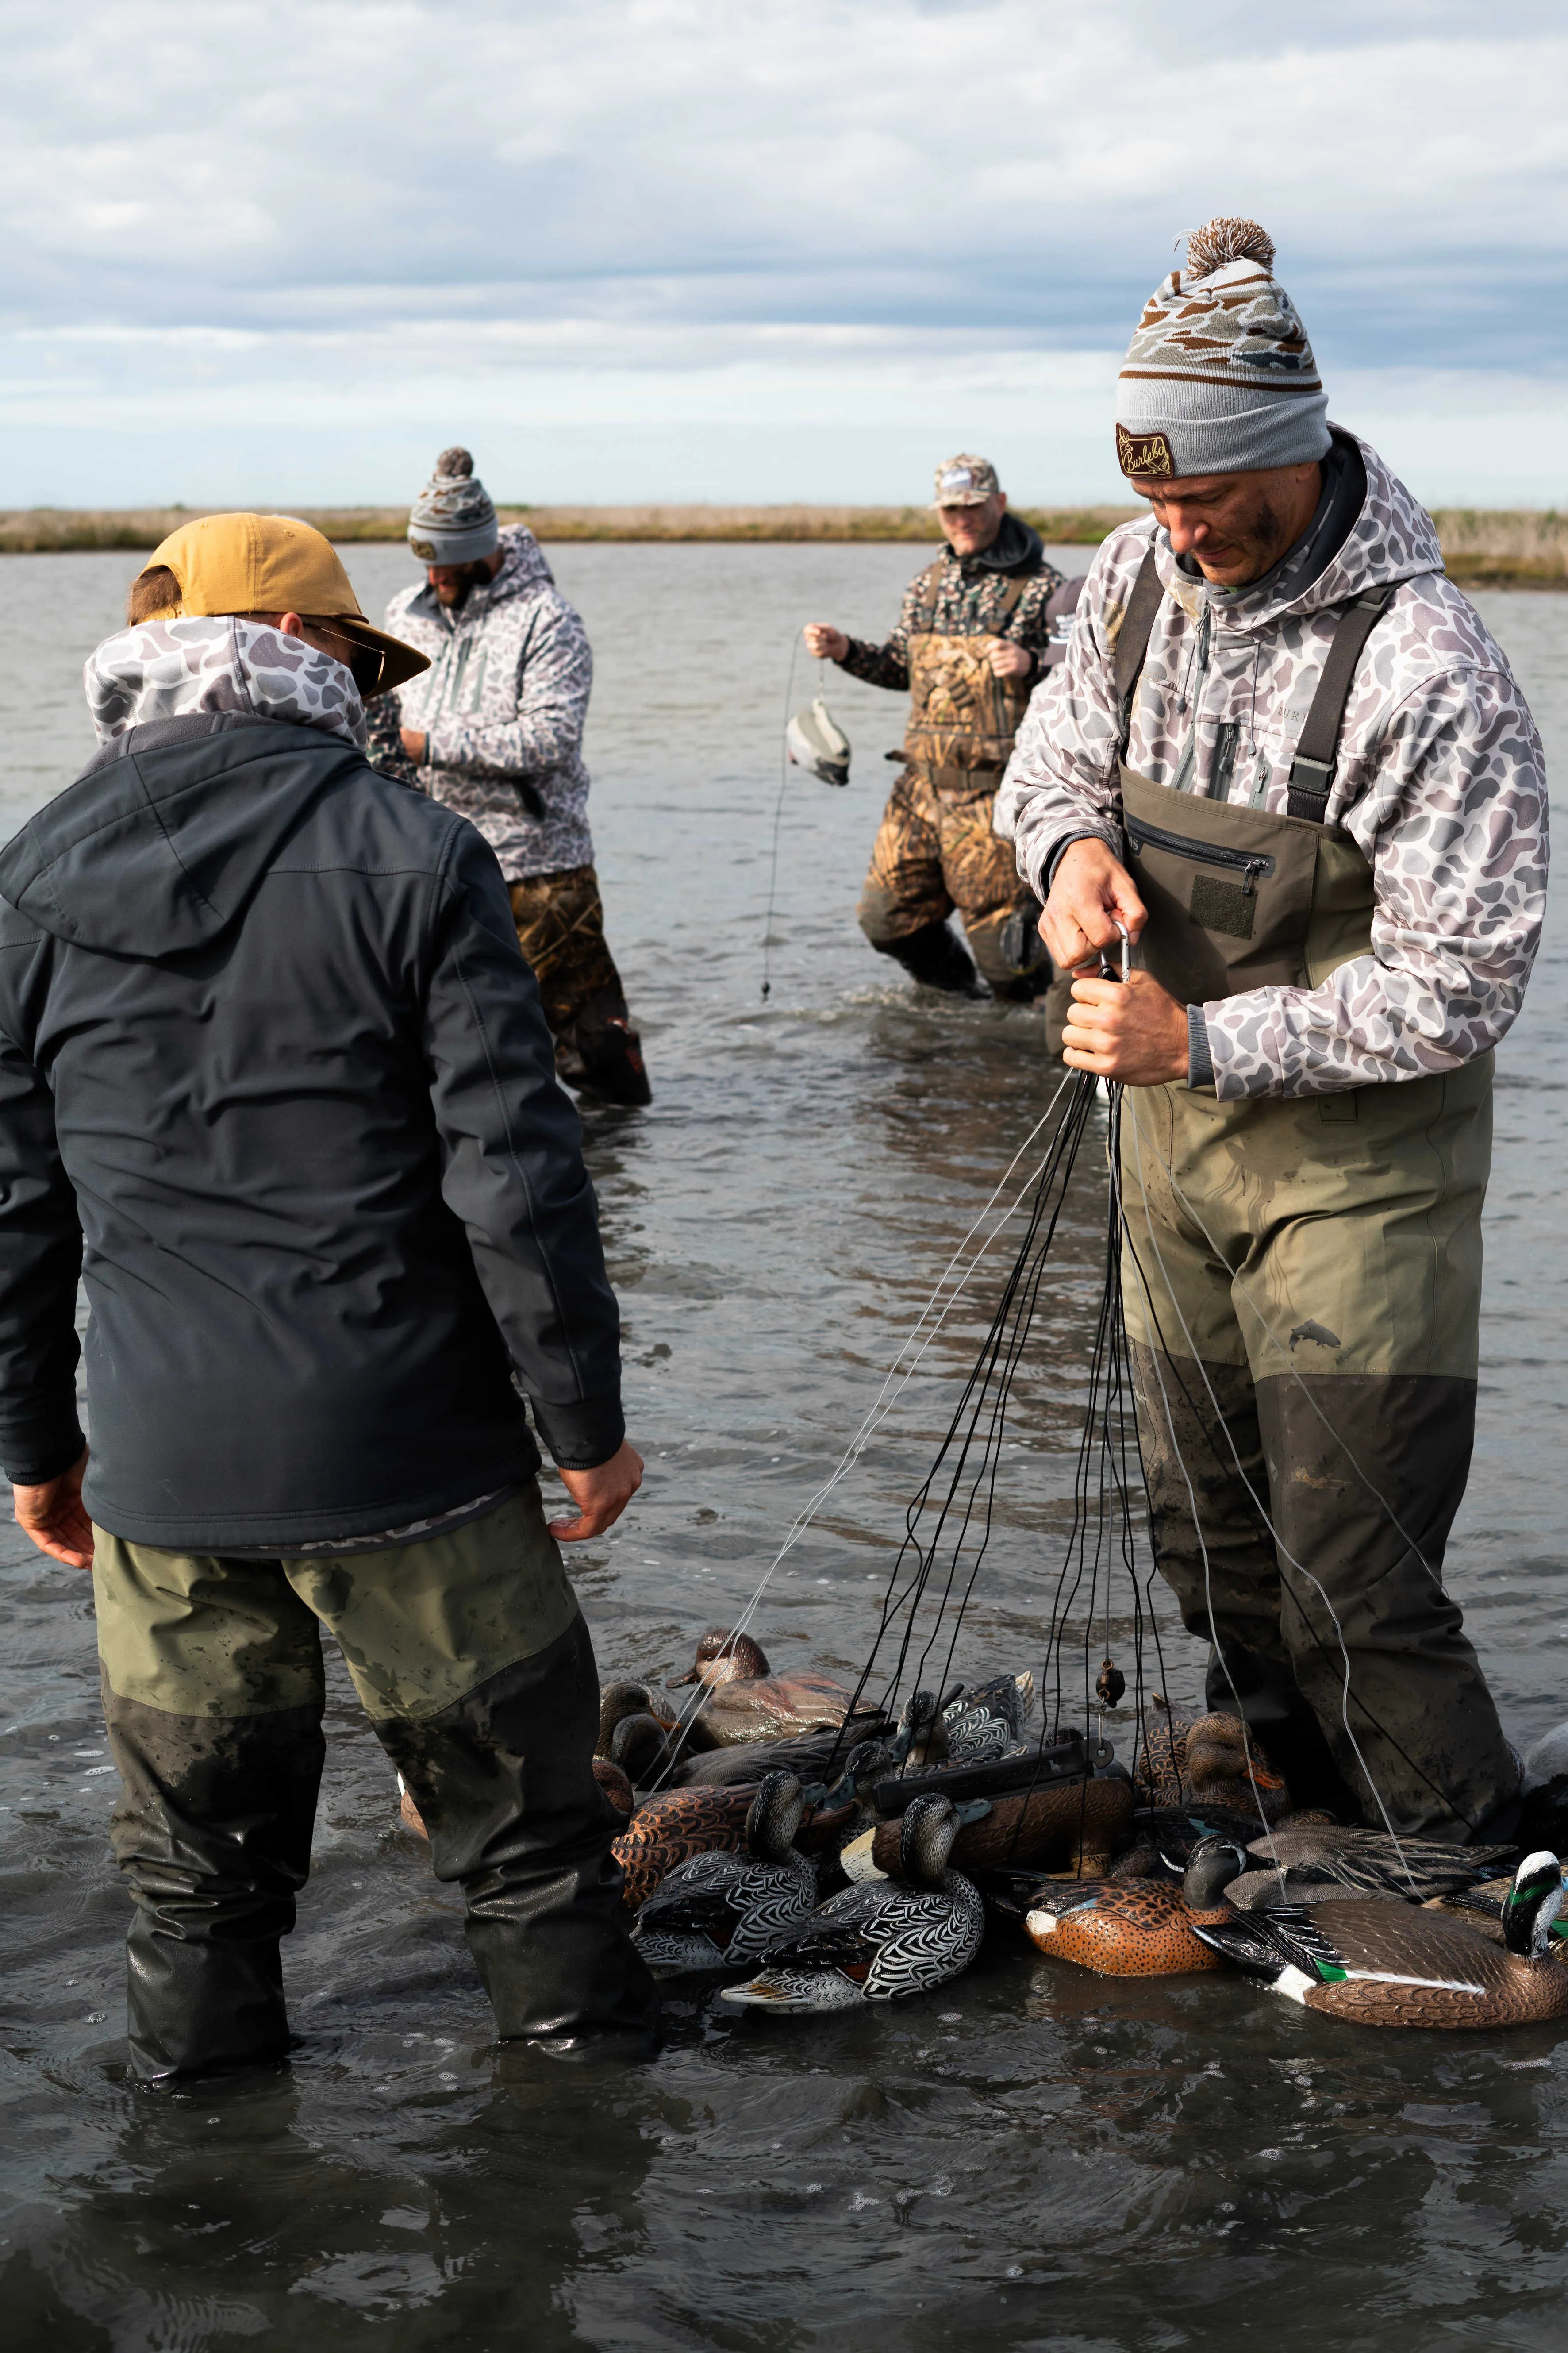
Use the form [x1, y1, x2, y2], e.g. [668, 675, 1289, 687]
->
[721, 1794, 984, 2012]
[631, 1773, 819, 1975]
[1225, 1825, 1518, 1910]
[1017, 1835, 1249, 1977]
[1190, 1850, 1568, 2027]
[842, 1772, 1133, 1883]
[671, 1628, 860, 1746]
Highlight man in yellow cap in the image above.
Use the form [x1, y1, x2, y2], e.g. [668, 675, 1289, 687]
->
[805, 454, 1080, 1001]
[0, 513, 658, 2078]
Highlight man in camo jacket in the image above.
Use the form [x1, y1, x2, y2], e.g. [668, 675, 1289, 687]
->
[805, 456, 1080, 1001]
[367, 448, 650, 1106]
[997, 219, 1549, 1844]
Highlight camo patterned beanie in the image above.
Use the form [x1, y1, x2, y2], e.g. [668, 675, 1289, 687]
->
[1115, 219, 1330, 482]
[406, 447, 500, 565]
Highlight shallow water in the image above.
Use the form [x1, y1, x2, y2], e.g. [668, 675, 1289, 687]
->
[1, 544, 1565, 2349]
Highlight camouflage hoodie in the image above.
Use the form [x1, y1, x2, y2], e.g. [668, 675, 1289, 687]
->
[376, 524, 593, 880]
[995, 432, 1549, 1099]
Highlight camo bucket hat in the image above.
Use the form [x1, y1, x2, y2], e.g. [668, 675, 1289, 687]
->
[407, 447, 500, 565]
[1115, 218, 1330, 481]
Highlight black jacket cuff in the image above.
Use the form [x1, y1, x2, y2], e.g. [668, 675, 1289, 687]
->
[1187, 1005, 1215, 1092]
[530, 1394, 626, 1471]
[1, 1413, 86, 1488]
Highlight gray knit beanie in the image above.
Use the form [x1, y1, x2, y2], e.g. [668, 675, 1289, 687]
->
[407, 447, 500, 564]
[1115, 219, 1330, 481]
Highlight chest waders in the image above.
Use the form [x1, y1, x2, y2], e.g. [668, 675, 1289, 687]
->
[1112, 548, 1513, 1840]
[857, 566, 1052, 999]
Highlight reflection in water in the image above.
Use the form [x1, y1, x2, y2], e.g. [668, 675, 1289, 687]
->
[0, 551, 1566, 2345]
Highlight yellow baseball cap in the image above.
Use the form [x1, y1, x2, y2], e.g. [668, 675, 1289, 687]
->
[133, 512, 429, 695]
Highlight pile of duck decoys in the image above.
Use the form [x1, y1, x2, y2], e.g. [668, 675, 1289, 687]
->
[402, 1632, 1568, 2033]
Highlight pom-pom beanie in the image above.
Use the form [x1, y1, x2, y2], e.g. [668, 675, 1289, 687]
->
[407, 447, 500, 565]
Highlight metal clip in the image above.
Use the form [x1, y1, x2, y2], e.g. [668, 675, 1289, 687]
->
[1099, 920, 1132, 983]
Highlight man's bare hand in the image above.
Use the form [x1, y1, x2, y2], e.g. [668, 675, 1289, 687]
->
[13, 1447, 93, 1570]
[988, 640, 1033, 680]
[548, 1437, 644, 1543]
[1061, 971, 1189, 1087]
[1041, 838, 1148, 973]
[400, 727, 429, 763]
[803, 624, 849, 662]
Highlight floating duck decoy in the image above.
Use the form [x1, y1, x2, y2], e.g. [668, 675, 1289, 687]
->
[842, 1771, 1133, 1883]
[939, 1672, 1037, 1762]
[1135, 1704, 1292, 1820]
[671, 1628, 861, 1747]
[1016, 1835, 1249, 1977]
[1225, 1825, 1518, 1910]
[668, 1718, 892, 1789]
[722, 1794, 984, 2011]
[1191, 1850, 1568, 2027]
[612, 1771, 858, 1909]
[1106, 1802, 1291, 1881]
[630, 1772, 819, 1975]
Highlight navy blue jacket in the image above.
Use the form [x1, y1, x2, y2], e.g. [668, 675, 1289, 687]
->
[0, 711, 623, 1548]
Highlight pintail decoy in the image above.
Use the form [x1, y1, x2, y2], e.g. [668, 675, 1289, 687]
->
[671, 1628, 859, 1747]
[630, 1773, 819, 1975]
[1016, 1835, 1249, 1977]
[721, 1794, 985, 2012]
[1225, 1825, 1518, 1910]
[1191, 1850, 1568, 2027]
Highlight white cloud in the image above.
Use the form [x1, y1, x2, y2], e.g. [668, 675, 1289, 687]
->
[0, 0, 1564, 502]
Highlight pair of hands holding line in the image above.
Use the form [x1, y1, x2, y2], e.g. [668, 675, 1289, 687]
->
[1045, 840, 1190, 1088]
[801, 624, 1032, 681]
[12, 1436, 647, 1572]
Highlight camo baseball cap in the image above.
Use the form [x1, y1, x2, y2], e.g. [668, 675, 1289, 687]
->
[932, 454, 1000, 508]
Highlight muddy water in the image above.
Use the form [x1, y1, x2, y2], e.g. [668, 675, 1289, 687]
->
[1, 544, 1565, 2349]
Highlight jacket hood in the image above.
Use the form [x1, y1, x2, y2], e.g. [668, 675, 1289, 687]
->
[404, 523, 554, 628]
[86, 616, 368, 751]
[962, 511, 1045, 577]
[0, 713, 362, 959]
[1153, 429, 1443, 632]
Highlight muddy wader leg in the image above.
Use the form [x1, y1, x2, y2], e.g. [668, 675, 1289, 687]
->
[289, 1488, 658, 2054]
[93, 1534, 330, 2083]
[1120, 1069, 1516, 1841]
[509, 867, 651, 1108]
[857, 768, 986, 997]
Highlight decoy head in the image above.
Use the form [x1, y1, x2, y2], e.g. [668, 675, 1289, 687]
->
[746, 1771, 807, 1861]
[673, 1626, 772, 1687]
[1502, 1849, 1566, 1958]
[597, 1681, 657, 1758]
[1185, 1715, 1287, 1793]
[898, 1793, 962, 1887]
[801, 1736, 897, 1811]
[1179, 1834, 1250, 1909]
[608, 1710, 669, 1781]
[893, 1690, 948, 1765]
[591, 1756, 636, 1818]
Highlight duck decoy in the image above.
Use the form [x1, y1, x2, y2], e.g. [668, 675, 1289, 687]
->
[1191, 1850, 1568, 2027]
[1135, 1704, 1293, 1820]
[667, 1718, 892, 1789]
[1015, 1835, 1249, 1976]
[721, 1794, 985, 2012]
[671, 1628, 860, 1746]
[630, 1773, 819, 1975]
[612, 1774, 857, 1910]
[596, 1679, 681, 1757]
[939, 1671, 1037, 1762]
[1225, 1825, 1518, 1910]
[842, 1771, 1134, 1883]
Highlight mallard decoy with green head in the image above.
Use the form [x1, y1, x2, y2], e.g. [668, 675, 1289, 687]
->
[721, 1794, 984, 2012]
[1191, 1850, 1568, 2026]
[630, 1773, 819, 1974]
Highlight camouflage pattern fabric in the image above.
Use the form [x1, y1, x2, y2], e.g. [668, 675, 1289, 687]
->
[379, 525, 594, 880]
[996, 431, 1549, 1099]
[857, 767, 1035, 993]
[838, 538, 1065, 693]
[507, 865, 639, 1084]
[85, 617, 368, 751]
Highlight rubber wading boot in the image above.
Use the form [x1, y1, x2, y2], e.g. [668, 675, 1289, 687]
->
[103, 1683, 327, 2084]
[878, 919, 990, 999]
[377, 1613, 660, 2056]
[574, 991, 653, 1108]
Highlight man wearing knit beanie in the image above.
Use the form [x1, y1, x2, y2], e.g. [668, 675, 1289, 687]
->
[998, 220, 1551, 1847]
[366, 448, 651, 1107]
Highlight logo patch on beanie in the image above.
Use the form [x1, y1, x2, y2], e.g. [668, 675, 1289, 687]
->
[409, 538, 438, 560]
[1116, 425, 1175, 479]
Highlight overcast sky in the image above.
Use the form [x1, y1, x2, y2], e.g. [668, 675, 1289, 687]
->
[3, 0, 1565, 507]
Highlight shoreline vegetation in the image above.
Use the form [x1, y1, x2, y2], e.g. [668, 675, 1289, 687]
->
[0, 503, 1564, 589]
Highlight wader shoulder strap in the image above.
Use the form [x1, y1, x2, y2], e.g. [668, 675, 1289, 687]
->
[910, 556, 949, 632]
[1112, 547, 1163, 741]
[1284, 582, 1396, 821]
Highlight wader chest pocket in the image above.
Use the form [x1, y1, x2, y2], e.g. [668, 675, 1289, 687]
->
[1125, 815, 1273, 941]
